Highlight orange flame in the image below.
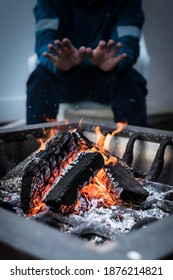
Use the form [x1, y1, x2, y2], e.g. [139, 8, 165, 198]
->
[78, 118, 83, 130]
[37, 128, 59, 152]
[112, 121, 128, 136]
[45, 117, 57, 123]
[61, 168, 121, 214]
[95, 122, 127, 151]
[37, 138, 46, 151]
[64, 118, 70, 125]
[95, 126, 106, 149]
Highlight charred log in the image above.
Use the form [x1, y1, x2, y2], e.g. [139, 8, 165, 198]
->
[21, 132, 79, 214]
[20, 131, 100, 214]
[157, 200, 173, 214]
[44, 152, 104, 211]
[0, 201, 16, 213]
[108, 162, 149, 204]
[73, 132, 94, 149]
[163, 191, 173, 201]
[20, 130, 150, 216]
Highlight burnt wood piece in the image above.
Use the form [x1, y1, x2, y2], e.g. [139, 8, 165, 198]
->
[77, 131, 148, 204]
[0, 201, 16, 213]
[108, 162, 149, 204]
[146, 138, 173, 181]
[163, 191, 173, 201]
[44, 152, 104, 211]
[74, 132, 95, 149]
[21, 132, 79, 214]
[157, 200, 173, 214]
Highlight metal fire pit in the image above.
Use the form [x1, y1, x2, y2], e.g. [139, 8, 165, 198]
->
[0, 121, 173, 260]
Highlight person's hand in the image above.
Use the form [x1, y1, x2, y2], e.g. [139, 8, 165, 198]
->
[86, 40, 127, 72]
[43, 38, 86, 71]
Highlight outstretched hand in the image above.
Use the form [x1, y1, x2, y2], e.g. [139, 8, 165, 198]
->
[43, 38, 86, 71]
[44, 38, 127, 72]
[86, 40, 127, 72]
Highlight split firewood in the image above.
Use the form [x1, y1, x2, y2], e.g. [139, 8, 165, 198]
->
[44, 152, 104, 211]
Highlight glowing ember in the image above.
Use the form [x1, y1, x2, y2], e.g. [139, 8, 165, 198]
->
[45, 117, 57, 122]
[37, 128, 60, 151]
[80, 168, 121, 206]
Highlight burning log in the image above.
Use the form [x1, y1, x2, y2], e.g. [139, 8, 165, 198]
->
[108, 161, 149, 204]
[44, 152, 104, 211]
[21, 132, 79, 214]
[20, 129, 149, 217]
[21, 131, 104, 215]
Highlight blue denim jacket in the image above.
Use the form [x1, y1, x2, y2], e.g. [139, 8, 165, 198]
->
[34, 0, 144, 74]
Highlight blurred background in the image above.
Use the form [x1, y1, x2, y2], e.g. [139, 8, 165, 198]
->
[0, 0, 173, 129]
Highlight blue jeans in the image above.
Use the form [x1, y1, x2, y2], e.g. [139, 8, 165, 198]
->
[26, 64, 147, 126]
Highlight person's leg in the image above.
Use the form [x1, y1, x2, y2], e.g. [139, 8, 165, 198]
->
[110, 68, 147, 126]
[27, 65, 59, 124]
[26, 64, 89, 124]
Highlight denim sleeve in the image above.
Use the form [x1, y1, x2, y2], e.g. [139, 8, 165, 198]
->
[34, 0, 62, 74]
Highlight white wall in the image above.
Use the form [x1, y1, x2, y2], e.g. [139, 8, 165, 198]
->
[0, 0, 36, 123]
[143, 0, 173, 116]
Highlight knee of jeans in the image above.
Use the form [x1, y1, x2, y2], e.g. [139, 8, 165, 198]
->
[27, 64, 51, 86]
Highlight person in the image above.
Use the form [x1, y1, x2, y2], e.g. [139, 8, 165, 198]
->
[27, 0, 148, 126]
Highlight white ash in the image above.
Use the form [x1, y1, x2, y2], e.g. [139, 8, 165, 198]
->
[0, 173, 172, 245]
[0, 176, 22, 193]
[53, 179, 171, 243]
